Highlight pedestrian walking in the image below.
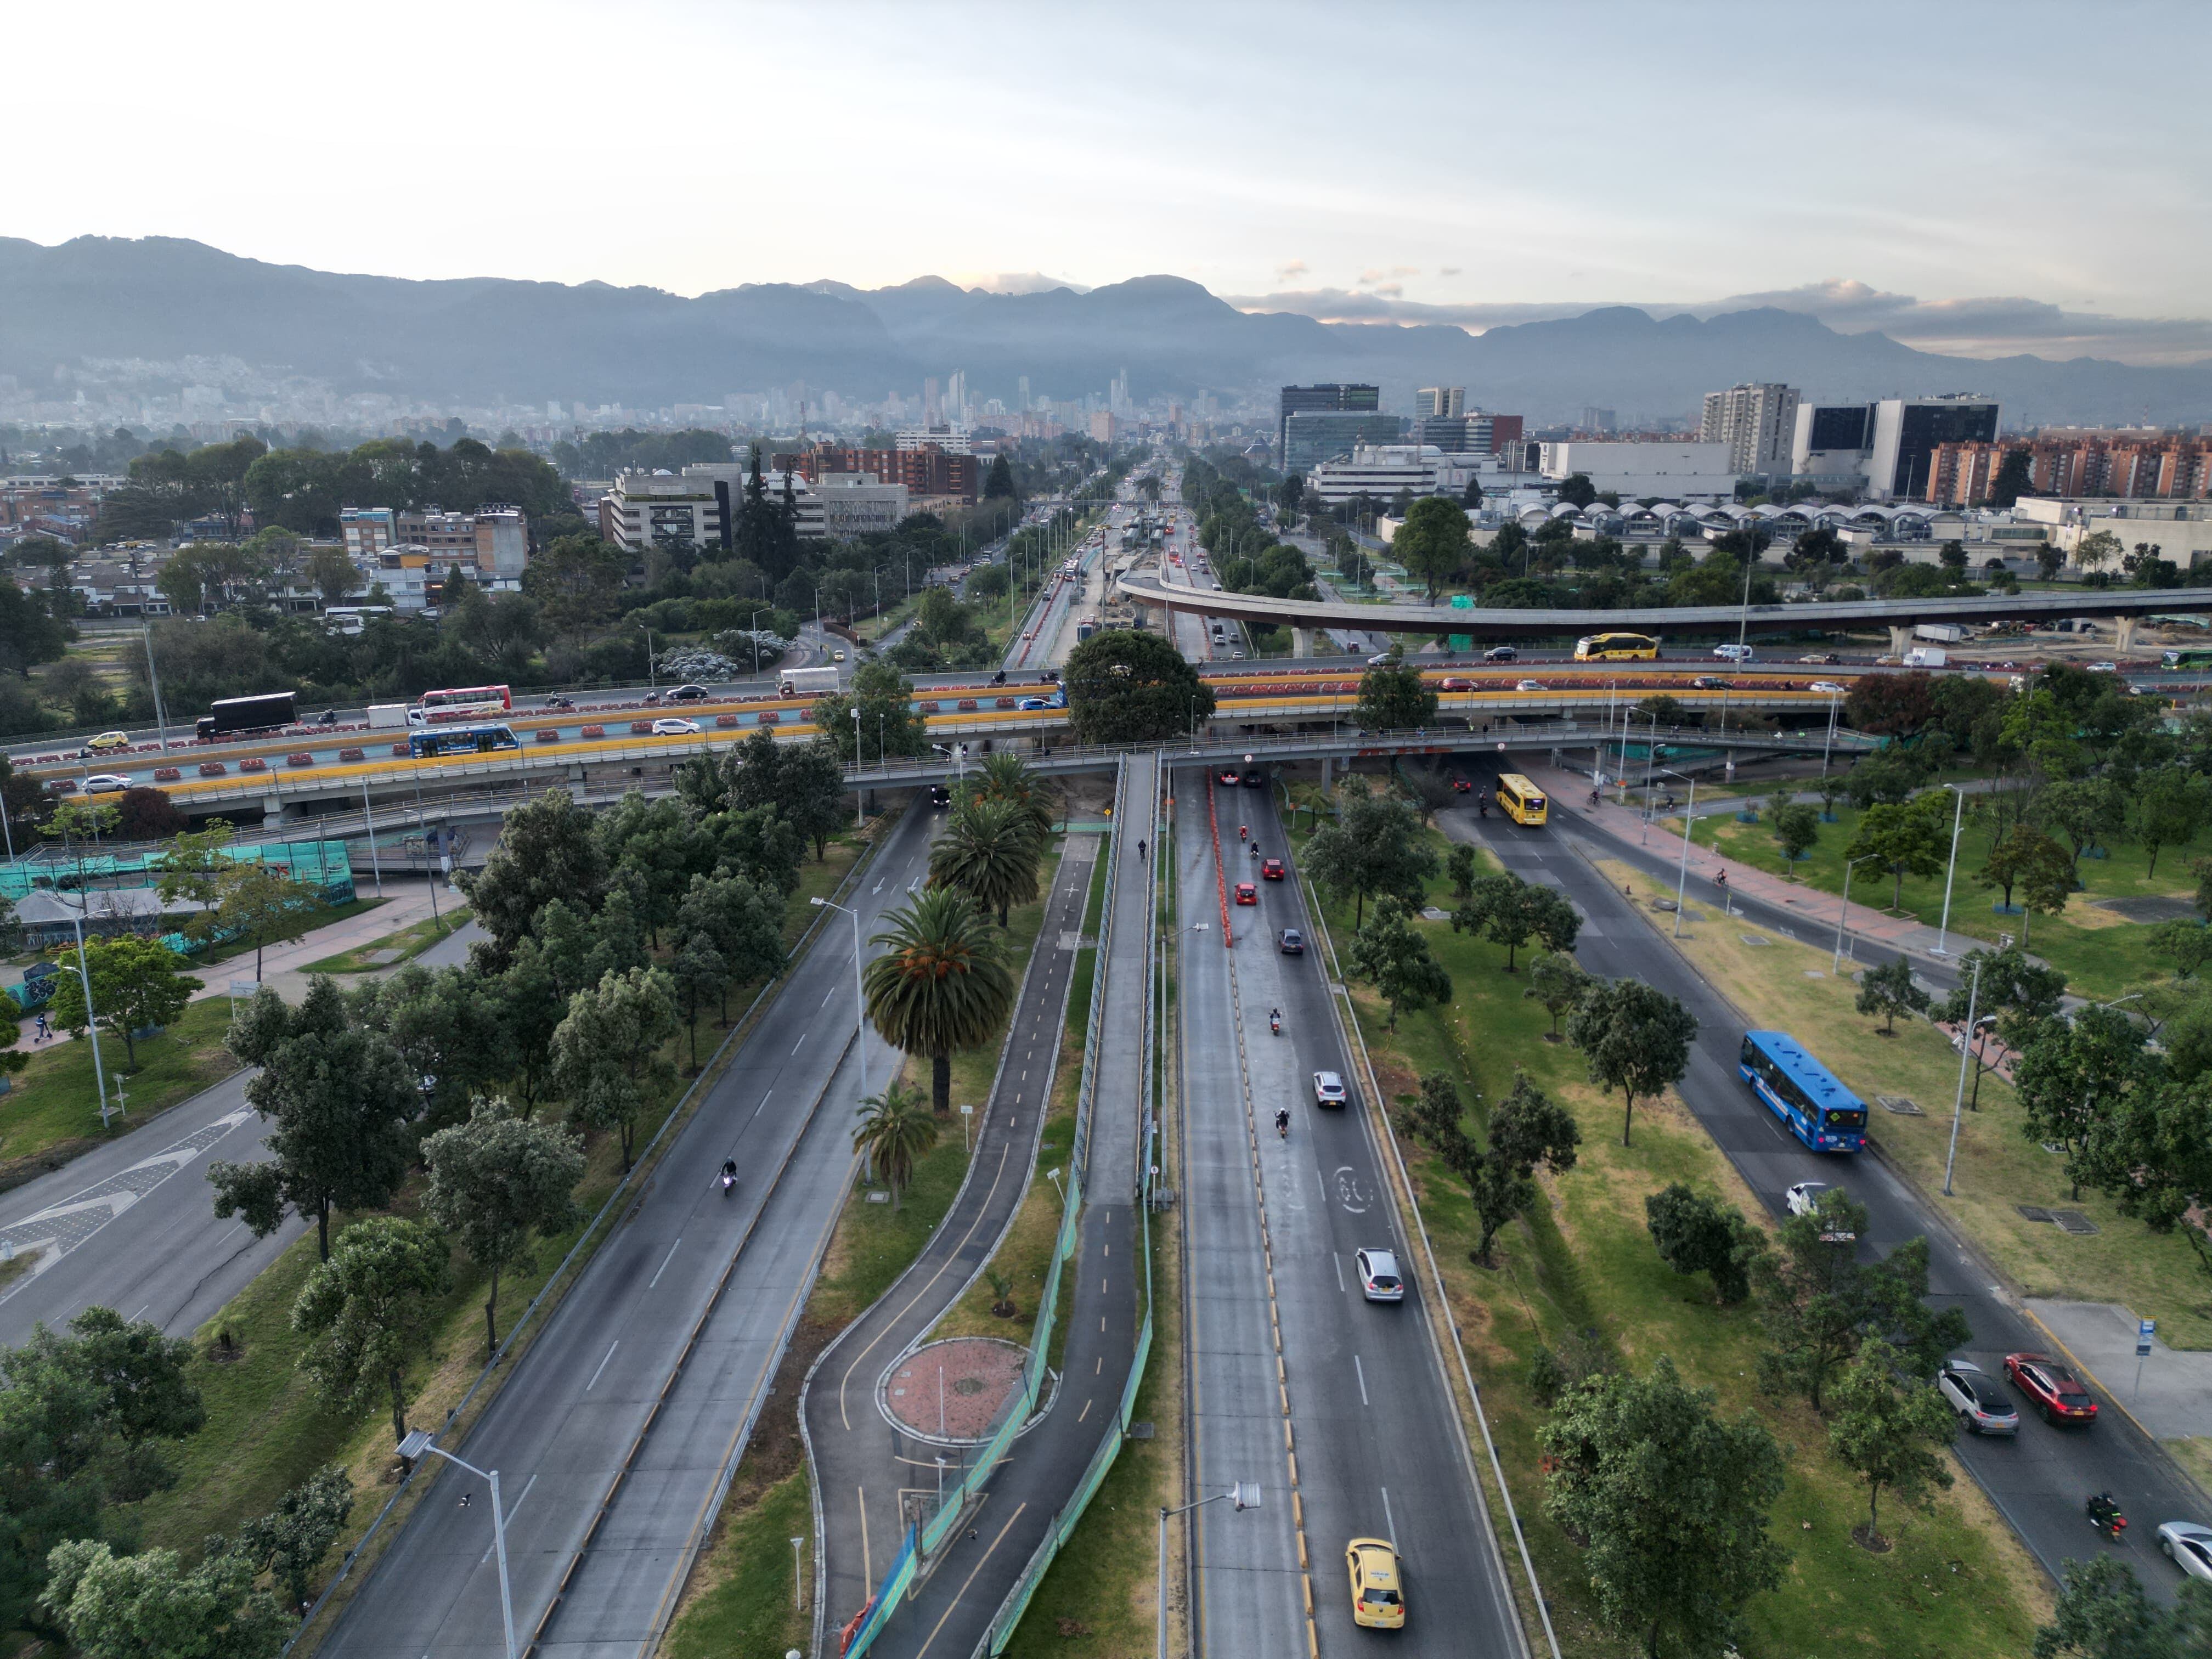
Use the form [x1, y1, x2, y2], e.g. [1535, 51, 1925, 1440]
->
[33, 1014, 47, 1042]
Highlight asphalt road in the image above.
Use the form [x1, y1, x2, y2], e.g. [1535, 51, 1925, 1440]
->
[1175, 772, 1523, 1658]
[320, 803, 939, 1658]
[1466, 797, 2209, 1603]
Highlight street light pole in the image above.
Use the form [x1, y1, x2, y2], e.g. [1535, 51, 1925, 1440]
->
[810, 897, 870, 1104]
[59, 897, 111, 1130]
[396, 1432, 516, 1659]
[1834, 854, 1882, 972]
[1932, 782, 1967, 956]
[1668, 770, 1699, 938]
[852, 707, 864, 828]
[1158, 1483, 1260, 1659]
[1943, 955, 1982, 1197]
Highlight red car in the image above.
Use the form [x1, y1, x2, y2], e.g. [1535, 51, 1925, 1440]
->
[1218, 769, 1241, 787]
[2005, 1352, 2098, 1424]
[1440, 676, 1471, 691]
[1449, 776, 1472, 793]
[1234, 882, 1258, 905]
[1262, 857, 1285, 881]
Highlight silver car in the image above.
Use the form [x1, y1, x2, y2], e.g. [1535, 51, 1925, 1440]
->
[1313, 1070, 1348, 1109]
[1937, 1359, 2019, 1436]
[1356, 1248, 1404, 1303]
[2159, 1521, 2212, 1581]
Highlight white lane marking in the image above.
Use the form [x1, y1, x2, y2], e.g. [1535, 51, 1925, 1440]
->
[481, 1472, 538, 1562]
[129, 1304, 150, 1323]
[752, 1091, 774, 1121]
[649, 1238, 682, 1289]
[1381, 1485, 1396, 1548]
[873, 877, 885, 894]
[793, 1034, 808, 1054]
[586, 1340, 620, 1392]
[1356, 1354, 1369, 1406]
[1334, 1254, 1346, 1293]
[821, 985, 834, 1007]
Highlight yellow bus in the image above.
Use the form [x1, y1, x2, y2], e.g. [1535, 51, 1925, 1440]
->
[1496, 773, 1548, 826]
[1574, 631, 1660, 662]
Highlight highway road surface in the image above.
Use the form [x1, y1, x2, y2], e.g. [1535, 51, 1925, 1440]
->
[1174, 771, 1525, 1657]
[320, 804, 937, 1658]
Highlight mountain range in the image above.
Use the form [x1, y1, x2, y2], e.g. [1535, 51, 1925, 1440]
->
[5, 236, 2211, 428]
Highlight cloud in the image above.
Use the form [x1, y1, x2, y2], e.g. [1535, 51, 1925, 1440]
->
[968, 271, 1089, 295]
[1222, 278, 2212, 364]
[1438, 266, 1462, 277]
[1274, 258, 1308, 281]
[1355, 266, 1421, 286]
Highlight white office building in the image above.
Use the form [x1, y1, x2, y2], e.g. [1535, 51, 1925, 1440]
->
[1303, 445, 1493, 506]
[678, 464, 828, 543]
[810, 473, 910, 537]
[1536, 442, 1737, 500]
[1699, 382, 1800, 476]
[600, 471, 721, 555]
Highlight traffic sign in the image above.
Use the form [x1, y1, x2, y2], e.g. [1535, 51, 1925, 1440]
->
[2138, 1318, 2156, 1358]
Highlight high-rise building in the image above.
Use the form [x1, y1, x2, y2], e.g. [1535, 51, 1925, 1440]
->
[1416, 387, 1465, 419]
[1578, 407, 1617, 433]
[1277, 383, 1380, 466]
[1699, 382, 1802, 476]
[946, 371, 967, 424]
[1282, 411, 1408, 472]
[1017, 375, 1031, 411]
[923, 377, 941, 426]
[1866, 396, 2000, 501]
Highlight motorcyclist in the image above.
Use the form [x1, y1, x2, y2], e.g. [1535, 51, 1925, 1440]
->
[1239, 823, 1249, 842]
[2088, 1492, 2123, 1532]
[720, 1158, 737, 1187]
[1275, 1107, 1290, 1137]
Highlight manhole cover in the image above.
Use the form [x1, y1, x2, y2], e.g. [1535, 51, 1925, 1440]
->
[2051, 1210, 2100, 1235]
[2017, 1206, 2055, 1223]
[1877, 1096, 1923, 1116]
[1741, 934, 1771, 947]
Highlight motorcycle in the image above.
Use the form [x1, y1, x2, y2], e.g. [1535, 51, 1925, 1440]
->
[1275, 1110, 1289, 1139]
[1268, 1009, 1282, 1036]
[2087, 1493, 2128, 1542]
[719, 1164, 737, 1196]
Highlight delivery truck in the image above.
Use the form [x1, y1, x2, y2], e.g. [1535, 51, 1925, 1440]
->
[368, 704, 411, 730]
[1903, 647, 1947, 668]
[194, 691, 297, 741]
[1915, 623, 1965, 644]
[777, 665, 842, 697]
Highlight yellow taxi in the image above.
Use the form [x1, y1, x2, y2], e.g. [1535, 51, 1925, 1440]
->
[79, 730, 131, 758]
[1346, 1538, 1404, 1629]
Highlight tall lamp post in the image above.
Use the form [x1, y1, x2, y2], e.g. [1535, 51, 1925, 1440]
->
[1656, 767, 1699, 938]
[1158, 1483, 1260, 1659]
[396, 1431, 516, 1659]
[1932, 782, 1968, 956]
[54, 892, 113, 1129]
[810, 897, 870, 1105]
[1833, 853, 1885, 972]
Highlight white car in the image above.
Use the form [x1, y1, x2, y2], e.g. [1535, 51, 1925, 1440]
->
[1516, 678, 1547, 692]
[1809, 680, 1848, 696]
[650, 717, 701, 736]
[1367, 652, 1397, 666]
[1313, 1070, 1348, 1108]
[1784, 1180, 1856, 1241]
[2086, 661, 2118, 673]
[1355, 1248, 1404, 1303]
[1713, 643, 1756, 662]
[2159, 1521, 2212, 1582]
[82, 774, 132, 792]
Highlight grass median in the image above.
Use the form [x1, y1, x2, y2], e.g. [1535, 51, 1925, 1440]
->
[1296, 814, 2049, 1657]
[302, 905, 474, 972]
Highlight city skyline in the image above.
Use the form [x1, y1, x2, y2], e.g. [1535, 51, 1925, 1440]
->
[11, 1, 2211, 365]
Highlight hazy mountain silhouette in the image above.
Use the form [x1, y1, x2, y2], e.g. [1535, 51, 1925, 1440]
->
[3, 236, 2208, 426]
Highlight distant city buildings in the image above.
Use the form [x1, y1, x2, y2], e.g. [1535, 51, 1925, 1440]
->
[1277, 383, 1379, 466]
[339, 506, 398, 558]
[1937, 432, 2212, 504]
[1416, 387, 1465, 418]
[1699, 382, 1801, 476]
[1788, 396, 2000, 500]
[1537, 441, 1738, 500]
[781, 444, 979, 507]
[1283, 410, 1408, 473]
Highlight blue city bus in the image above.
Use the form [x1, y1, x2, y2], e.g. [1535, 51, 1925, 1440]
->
[408, 723, 520, 759]
[1738, 1030, 1867, 1152]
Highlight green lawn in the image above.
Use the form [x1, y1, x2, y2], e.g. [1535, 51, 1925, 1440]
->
[0, 996, 240, 1182]
[196, 896, 385, 972]
[1295, 817, 2050, 1657]
[1682, 793, 2198, 998]
[303, 906, 474, 973]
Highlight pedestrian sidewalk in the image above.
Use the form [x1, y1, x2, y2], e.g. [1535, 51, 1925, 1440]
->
[2027, 1300, 2212, 1442]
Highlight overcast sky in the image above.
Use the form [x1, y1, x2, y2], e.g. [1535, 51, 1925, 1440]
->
[15, 0, 2212, 363]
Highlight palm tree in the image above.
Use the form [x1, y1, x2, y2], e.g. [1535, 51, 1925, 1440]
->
[967, 751, 1059, 841]
[930, 797, 1045, 926]
[851, 1081, 939, 1210]
[864, 887, 1017, 1115]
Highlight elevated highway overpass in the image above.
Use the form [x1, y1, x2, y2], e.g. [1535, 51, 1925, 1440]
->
[1117, 572, 2212, 654]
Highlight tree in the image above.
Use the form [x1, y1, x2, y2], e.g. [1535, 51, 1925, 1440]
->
[551, 967, 679, 1172]
[2036, 776, 2125, 876]
[42, 1539, 287, 1659]
[777, 740, 851, 861]
[2033, 1555, 2177, 1659]
[930, 797, 1045, 926]
[459, 788, 608, 967]
[1554, 472, 1598, 510]
[0, 579, 70, 679]
[676, 873, 786, 1019]
[1452, 870, 1579, 973]
[1391, 496, 1472, 602]
[1844, 794, 1948, 910]
[1826, 1338, 1955, 1547]
[1932, 946, 2066, 1112]
[851, 1081, 940, 1210]
[1854, 955, 1929, 1035]
[521, 533, 629, 639]
[303, 544, 359, 606]
[229, 1464, 355, 1614]
[113, 787, 185, 840]
[290, 1217, 452, 1447]
[210, 980, 417, 1259]
[1353, 652, 1438, 731]
[1462, 1072, 1581, 1263]
[1566, 978, 1696, 1147]
[1347, 896, 1451, 1031]
[2014, 1003, 2156, 1202]
[44, 936, 200, 1068]
[197, 860, 325, 984]
[1644, 1184, 1765, 1305]
[1769, 800, 1820, 872]
[1064, 628, 1215, 744]
[1987, 447, 2035, 510]
[1979, 822, 2068, 918]
[2074, 528, 2124, 575]
[865, 887, 1015, 1116]
[1539, 1356, 1788, 1659]
[968, 750, 1059, 842]
[1525, 951, 1593, 1039]
[1304, 778, 1437, 927]
[1403, 1070, 1465, 1150]
[1752, 1188, 1970, 1410]
[1446, 842, 1480, 901]
[422, 1097, 584, 1356]
[2130, 764, 2210, 878]
[983, 454, 1017, 500]
[811, 661, 926, 763]
[1843, 670, 1936, 738]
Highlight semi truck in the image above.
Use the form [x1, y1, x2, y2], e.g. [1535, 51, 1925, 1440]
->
[1915, 623, 1965, 644]
[778, 665, 841, 697]
[194, 691, 298, 741]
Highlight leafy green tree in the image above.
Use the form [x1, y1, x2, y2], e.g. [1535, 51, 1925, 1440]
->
[2033, 1555, 2178, 1658]
[552, 967, 679, 1172]
[2129, 764, 2210, 878]
[864, 888, 1015, 1116]
[290, 1217, 452, 1446]
[851, 1081, 940, 1210]
[2015, 1003, 2157, 1202]
[1931, 946, 2065, 1112]
[707, 802, 806, 896]
[211, 980, 417, 1259]
[1304, 777, 1437, 927]
[1540, 1356, 1789, 1659]
[1353, 652, 1438, 731]
[1347, 896, 1451, 1032]
[195, 860, 325, 984]
[1389, 496, 1474, 602]
[422, 1097, 584, 1355]
[1403, 1070, 1465, 1150]
[1769, 800, 1820, 872]
[1979, 822, 2068, 917]
[41, 1538, 287, 1659]
[1644, 1184, 1765, 1305]
[1525, 951, 1593, 1039]
[347, 963, 513, 1128]
[1446, 842, 1480, 901]
[44, 936, 199, 1068]
[1826, 1338, 1955, 1545]
[1453, 870, 1580, 973]
[2153, 917, 2212, 981]
[670, 934, 725, 1066]
[231, 1465, 354, 1613]
[1752, 1188, 1969, 1410]
[1566, 978, 1697, 1147]
[778, 740, 855, 860]
[1844, 793, 1948, 910]
[0, 579, 70, 679]
[812, 661, 927, 764]
[930, 797, 1045, 926]
[459, 788, 609, 967]
[1854, 955, 1929, 1035]
[1064, 628, 1215, 744]
[676, 873, 786, 1019]
[983, 454, 1017, 500]
[521, 533, 630, 640]
[1461, 1072, 1581, 1263]
[2036, 776, 2126, 876]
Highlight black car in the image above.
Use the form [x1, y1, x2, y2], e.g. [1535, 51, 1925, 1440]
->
[929, 784, 952, 808]
[1241, 769, 1268, 788]
[1484, 645, 1517, 662]
[1278, 928, 1305, 955]
[667, 684, 710, 702]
